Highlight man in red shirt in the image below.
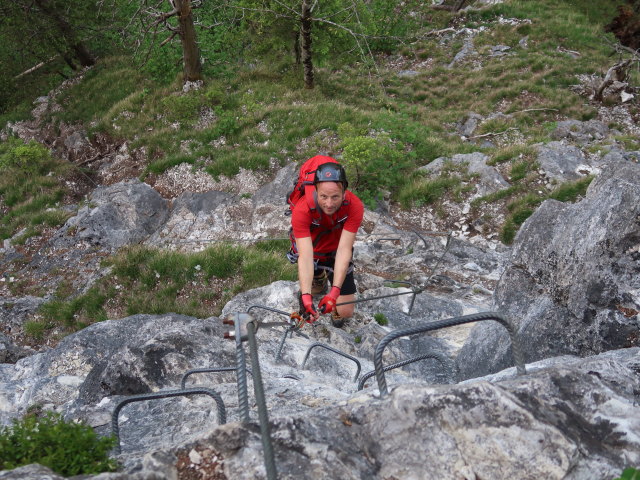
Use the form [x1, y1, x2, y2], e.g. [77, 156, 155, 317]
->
[290, 161, 364, 327]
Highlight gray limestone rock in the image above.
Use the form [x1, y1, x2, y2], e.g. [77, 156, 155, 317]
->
[157, 349, 640, 480]
[421, 152, 510, 197]
[456, 161, 640, 379]
[57, 179, 169, 251]
[551, 120, 610, 145]
[0, 332, 35, 364]
[535, 141, 589, 182]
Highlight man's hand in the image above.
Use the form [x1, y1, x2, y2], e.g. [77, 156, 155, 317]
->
[319, 286, 341, 314]
[300, 293, 319, 321]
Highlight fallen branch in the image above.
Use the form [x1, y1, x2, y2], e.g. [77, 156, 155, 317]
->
[510, 108, 559, 114]
[76, 152, 104, 167]
[468, 127, 519, 139]
[14, 55, 59, 79]
[594, 59, 631, 101]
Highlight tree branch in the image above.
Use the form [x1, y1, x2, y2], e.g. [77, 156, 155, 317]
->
[468, 128, 519, 139]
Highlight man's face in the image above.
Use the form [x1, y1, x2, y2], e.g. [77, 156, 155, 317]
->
[316, 181, 345, 215]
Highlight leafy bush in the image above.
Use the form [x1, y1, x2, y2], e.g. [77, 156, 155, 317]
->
[338, 123, 411, 208]
[0, 138, 51, 173]
[0, 138, 72, 241]
[0, 411, 117, 476]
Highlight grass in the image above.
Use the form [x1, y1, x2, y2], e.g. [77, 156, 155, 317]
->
[500, 176, 593, 244]
[0, 138, 76, 241]
[31, 240, 297, 337]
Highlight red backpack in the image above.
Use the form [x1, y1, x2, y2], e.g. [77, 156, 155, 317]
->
[286, 155, 349, 260]
[286, 155, 340, 216]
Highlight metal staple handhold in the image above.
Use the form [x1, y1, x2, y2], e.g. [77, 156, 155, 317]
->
[301, 342, 362, 382]
[357, 351, 454, 391]
[374, 311, 526, 396]
[111, 387, 226, 454]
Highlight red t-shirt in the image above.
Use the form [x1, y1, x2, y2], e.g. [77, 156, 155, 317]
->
[291, 190, 364, 258]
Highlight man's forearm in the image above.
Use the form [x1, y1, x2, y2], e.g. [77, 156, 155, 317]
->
[298, 255, 314, 294]
[331, 246, 350, 289]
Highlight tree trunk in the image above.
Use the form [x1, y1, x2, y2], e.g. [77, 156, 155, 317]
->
[174, 0, 203, 82]
[32, 0, 95, 67]
[294, 28, 301, 65]
[301, 0, 314, 89]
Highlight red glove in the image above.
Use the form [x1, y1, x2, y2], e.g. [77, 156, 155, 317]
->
[319, 286, 341, 314]
[301, 293, 319, 321]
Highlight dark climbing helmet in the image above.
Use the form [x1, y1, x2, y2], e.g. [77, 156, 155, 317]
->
[314, 162, 348, 190]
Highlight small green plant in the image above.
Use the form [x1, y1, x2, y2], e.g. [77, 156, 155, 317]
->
[23, 320, 54, 341]
[374, 313, 388, 326]
[354, 335, 362, 344]
[0, 411, 118, 476]
[615, 468, 640, 480]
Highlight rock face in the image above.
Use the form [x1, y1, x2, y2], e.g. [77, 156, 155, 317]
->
[457, 160, 640, 379]
[144, 349, 640, 480]
[61, 179, 169, 251]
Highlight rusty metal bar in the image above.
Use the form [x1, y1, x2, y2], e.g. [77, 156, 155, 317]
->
[374, 312, 526, 396]
[111, 387, 226, 454]
[301, 342, 361, 382]
[357, 351, 454, 391]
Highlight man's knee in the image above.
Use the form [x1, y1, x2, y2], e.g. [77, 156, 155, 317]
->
[336, 295, 355, 318]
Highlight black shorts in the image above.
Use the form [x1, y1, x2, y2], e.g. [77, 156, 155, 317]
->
[314, 259, 357, 296]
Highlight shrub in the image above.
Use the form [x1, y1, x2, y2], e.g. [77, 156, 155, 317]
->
[0, 138, 51, 174]
[0, 411, 118, 476]
[615, 468, 640, 480]
[338, 123, 412, 208]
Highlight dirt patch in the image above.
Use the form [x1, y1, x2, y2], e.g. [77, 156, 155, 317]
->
[175, 446, 227, 480]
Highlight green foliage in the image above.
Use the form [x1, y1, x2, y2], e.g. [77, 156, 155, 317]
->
[338, 123, 412, 208]
[0, 138, 73, 241]
[39, 286, 108, 330]
[0, 138, 51, 173]
[397, 160, 475, 209]
[0, 411, 117, 476]
[23, 320, 54, 341]
[354, 335, 362, 344]
[615, 468, 640, 480]
[374, 313, 388, 326]
[55, 57, 149, 127]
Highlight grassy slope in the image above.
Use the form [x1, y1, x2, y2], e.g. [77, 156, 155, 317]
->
[1, 0, 637, 340]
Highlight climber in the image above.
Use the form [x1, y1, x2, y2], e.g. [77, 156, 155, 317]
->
[288, 158, 364, 327]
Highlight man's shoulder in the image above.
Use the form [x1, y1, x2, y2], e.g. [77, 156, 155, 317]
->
[345, 190, 364, 209]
